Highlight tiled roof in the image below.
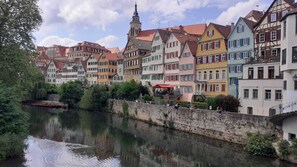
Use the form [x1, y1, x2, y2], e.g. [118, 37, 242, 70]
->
[39, 51, 50, 60]
[157, 29, 171, 43]
[135, 30, 157, 41]
[241, 17, 257, 30]
[244, 10, 264, 22]
[107, 47, 120, 53]
[166, 24, 207, 35]
[101, 53, 122, 61]
[173, 32, 198, 44]
[186, 41, 198, 55]
[53, 60, 68, 70]
[211, 23, 231, 39]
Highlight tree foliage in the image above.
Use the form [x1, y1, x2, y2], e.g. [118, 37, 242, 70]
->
[244, 132, 276, 157]
[60, 81, 84, 108]
[0, 83, 29, 160]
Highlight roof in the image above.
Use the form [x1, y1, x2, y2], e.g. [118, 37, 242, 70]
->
[166, 24, 207, 35]
[241, 17, 257, 30]
[244, 10, 264, 22]
[53, 60, 68, 70]
[100, 53, 122, 61]
[38, 51, 50, 60]
[281, 8, 297, 21]
[107, 47, 120, 53]
[254, 0, 297, 28]
[153, 84, 174, 89]
[173, 32, 198, 44]
[157, 29, 171, 43]
[210, 23, 231, 38]
[186, 41, 198, 55]
[135, 30, 156, 41]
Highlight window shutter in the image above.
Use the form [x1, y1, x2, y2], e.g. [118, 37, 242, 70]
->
[213, 55, 215, 62]
[228, 66, 231, 73]
[222, 84, 226, 92]
[212, 30, 214, 35]
[240, 39, 243, 46]
[240, 52, 243, 59]
[200, 57, 203, 64]
[206, 56, 209, 63]
[201, 44, 203, 51]
[235, 66, 237, 73]
[210, 84, 213, 91]
[207, 31, 209, 36]
[234, 40, 237, 47]
[213, 85, 215, 91]
[228, 53, 231, 60]
[266, 32, 270, 42]
[218, 55, 221, 62]
[205, 85, 207, 91]
[277, 29, 281, 40]
[256, 34, 259, 43]
[212, 42, 215, 49]
[247, 38, 250, 45]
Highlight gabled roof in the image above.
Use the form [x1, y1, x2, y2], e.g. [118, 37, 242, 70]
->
[166, 24, 207, 35]
[228, 17, 256, 39]
[107, 47, 120, 53]
[157, 29, 171, 43]
[244, 10, 264, 22]
[187, 41, 198, 55]
[100, 53, 122, 61]
[53, 60, 68, 70]
[211, 23, 231, 39]
[172, 32, 198, 44]
[38, 51, 50, 60]
[135, 30, 156, 41]
[254, 0, 297, 28]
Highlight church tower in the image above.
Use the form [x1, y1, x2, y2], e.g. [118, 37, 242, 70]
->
[128, 2, 142, 40]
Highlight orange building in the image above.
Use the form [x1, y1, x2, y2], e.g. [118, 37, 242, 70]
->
[98, 53, 122, 85]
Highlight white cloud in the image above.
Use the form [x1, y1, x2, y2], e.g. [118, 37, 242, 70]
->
[215, 0, 269, 25]
[38, 36, 77, 47]
[96, 35, 119, 48]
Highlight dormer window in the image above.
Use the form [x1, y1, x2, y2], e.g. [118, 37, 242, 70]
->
[207, 30, 214, 37]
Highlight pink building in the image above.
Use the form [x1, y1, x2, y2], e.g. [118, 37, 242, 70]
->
[179, 41, 198, 102]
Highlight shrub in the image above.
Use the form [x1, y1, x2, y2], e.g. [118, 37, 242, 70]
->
[215, 95, 240, 112]
[290, 138, 297, 157]
[278, 140, 291, 159]
[206, 97, 217, 110]
[244, 132, 276, 157]
[193, 102, 207, 109]
[143, 94, 153, 102]
[176, 101, 190, 108]
[59, 81, 84, 108]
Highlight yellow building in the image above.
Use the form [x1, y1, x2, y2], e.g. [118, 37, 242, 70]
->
[98, 53, 122, 85]
[196, 23, 231, 97]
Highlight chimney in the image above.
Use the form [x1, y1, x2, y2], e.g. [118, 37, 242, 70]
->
[231, 22, 235, 31]
[179, 25, 184, 33]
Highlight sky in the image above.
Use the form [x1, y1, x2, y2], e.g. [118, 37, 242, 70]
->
[35, 0, 270, 49]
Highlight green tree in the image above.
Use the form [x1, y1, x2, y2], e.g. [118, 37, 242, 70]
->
[244, 132, 276, 157]
[215, 95, 240, 112]
[60, 81, 84, 108]
[92, 85, 109, 110]
[116, 80, 140, 101]
[0, 83, 29, 160]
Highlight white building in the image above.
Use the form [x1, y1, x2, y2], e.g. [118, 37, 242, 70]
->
[141, 29, 170, 86]
[239, 62, 283, 116]
[61, 60, 86, 84]
[111, 56, 124, 84]
[46, 60, 66, 85]
[86, 54, 100, 85]
[280, 9, 297, 113]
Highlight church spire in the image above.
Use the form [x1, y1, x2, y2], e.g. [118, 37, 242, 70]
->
[128, 1, 142, 40]
[133, 2, 138, 17]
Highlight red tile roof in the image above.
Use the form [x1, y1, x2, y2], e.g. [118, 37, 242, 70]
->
[167, 24, 207, 35]
[173, 32, 198, 44]
[107, 47, 120, 53]
[53, 60, 68, 70]
[244, 10, 264, 22]
[101, 53, 123, 61]
[211, 23, 231, 39]
[186, 41, 198, 55]
[135, 30, 157, 41]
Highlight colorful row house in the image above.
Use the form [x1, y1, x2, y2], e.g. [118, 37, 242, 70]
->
[98, 53, 122, 85]
[196, 23, 231, 98]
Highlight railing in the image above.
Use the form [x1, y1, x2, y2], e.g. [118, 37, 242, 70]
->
[269, 101, 297, 116]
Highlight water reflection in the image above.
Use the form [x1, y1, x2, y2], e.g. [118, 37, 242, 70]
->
[0, 107, 295, 167]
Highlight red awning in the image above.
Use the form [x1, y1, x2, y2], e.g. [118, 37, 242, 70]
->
[153, 84, 174, 89]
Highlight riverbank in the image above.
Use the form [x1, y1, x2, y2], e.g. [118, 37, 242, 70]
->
[109, 99, 282, 145]
[22, 100, 67, 109]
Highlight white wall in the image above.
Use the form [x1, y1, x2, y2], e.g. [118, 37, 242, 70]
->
[283, 115, 297, 140]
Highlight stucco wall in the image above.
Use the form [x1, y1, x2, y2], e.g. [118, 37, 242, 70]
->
[283, 115, 297, 140]
[109, 99, 282, 144]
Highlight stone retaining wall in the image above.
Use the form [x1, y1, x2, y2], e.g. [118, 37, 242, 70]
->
[109, 99, 282, 144]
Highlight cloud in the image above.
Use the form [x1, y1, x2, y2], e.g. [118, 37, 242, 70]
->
[96, 35, 119, 48]
[215, 0, 268, 25]
[38, 36, 77, 47]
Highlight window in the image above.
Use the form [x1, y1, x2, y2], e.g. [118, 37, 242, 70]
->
[271, 13, 277, 22]
[244, 89, 249, 99]
[259, 33, 265, 43]
[221, 54, 226, 61]
[293, 46, 297, 63]
[271, 31, 277, 41]
[203, 56, 207, 64]
[208, 30, 213, 36]
[248, 68, 254, 79]
[258, 67, 264, 79]
[209, 71, 213, 80]
[277, 0, 282, 5]
[284, 80, 287, 90]
[222, 70, 226, 80]
[289, 133, 296, 140]
[215, 41, 219, 49]
[215, 84, 220, 92]
[253, 89, 258, 99]
[282, 49, 287, 65]
[215, 55, 219, 62]
[204, 71, 207, 80]
[208, 55, 213, 63]
[216, 70, 220, 80]
[268, 66, 275, 79]
[265, 90, 271, 100]
[271, 49, 277, 57]
[282, 10, 288, 17]
[198, 71, 201, 80]
[237, 65, 242, 72]
[275, 90, 282, 100]
[247, 107, 253, 115]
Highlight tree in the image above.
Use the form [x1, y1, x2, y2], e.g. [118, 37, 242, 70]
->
[0, 0, 42, 93]
[116, 80, 140, 101]
[0, 82, 29, 160]
[91, 85, 109, 110]
[60, 81, 84, 108]
[215, 95, 240, 112]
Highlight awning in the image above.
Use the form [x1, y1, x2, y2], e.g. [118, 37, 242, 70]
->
[153, 84, 174, 89]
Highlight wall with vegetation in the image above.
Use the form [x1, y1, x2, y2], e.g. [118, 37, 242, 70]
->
[109, 99, 282, 144]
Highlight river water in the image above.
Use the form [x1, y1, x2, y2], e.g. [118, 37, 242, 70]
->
[0, 107, 295, 167]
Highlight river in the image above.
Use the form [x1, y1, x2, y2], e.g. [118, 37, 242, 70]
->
[0, 107, 295, 167]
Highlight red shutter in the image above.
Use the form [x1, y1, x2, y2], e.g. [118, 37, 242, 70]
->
[212, 42, 215, 49]
[265, 32, 270, 42]
[218, 55, 221, 62]
[200, 57, 203, 64]
[212, 30, 214, 35]
[207, 31, 209, 36]
[213, 55, 215, 62]
[201, 44, 203, 51]
[222, 84, 226, 92]
[213, 85, 215, 91]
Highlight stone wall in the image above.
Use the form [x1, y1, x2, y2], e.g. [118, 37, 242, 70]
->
[109, 99, 282, 144]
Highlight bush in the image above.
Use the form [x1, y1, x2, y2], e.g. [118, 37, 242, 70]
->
[143, 94, 153, 102]
[290, 138, 297, 157]
[278, 140, 291, 159]
[0, 134, 26, 160]
[193, 102, 207, 109]
[215, 95, 240, 112]
[177, 101, 190, 108]
[244, 132, 276, 157]
[59, 81, 84, 108]
[206, 97, 217, 110]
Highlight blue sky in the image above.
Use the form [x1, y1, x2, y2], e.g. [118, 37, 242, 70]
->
[35, 0, 269, 49]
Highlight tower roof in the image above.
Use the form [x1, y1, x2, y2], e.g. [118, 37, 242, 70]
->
[133, 2, 139, 17]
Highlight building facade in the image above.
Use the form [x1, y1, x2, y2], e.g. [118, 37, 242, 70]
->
[280, 9, 297, 113]
[67, 41, 110, 59]
[239, 62, 283, 116]
[179, 41, 197, 102]
[196, 23, 231, 97]
[86, 54, 100, 85]
[98, 53, 120, 85]
[227, 18, 256, 97]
